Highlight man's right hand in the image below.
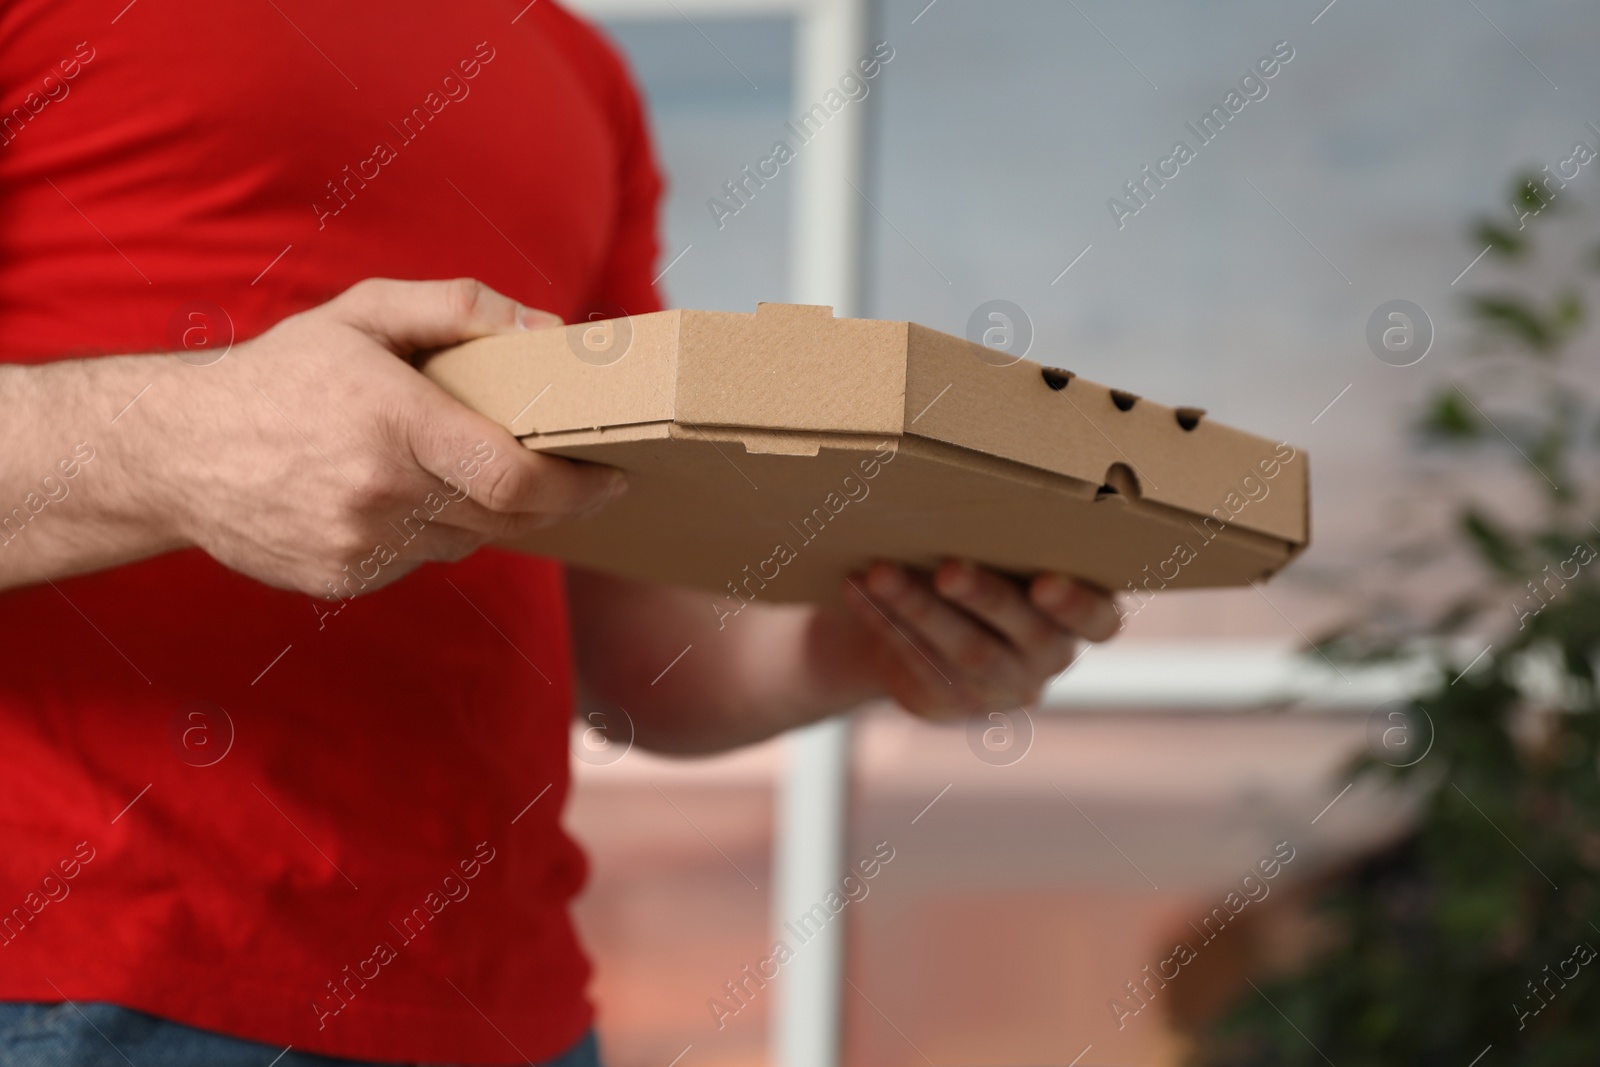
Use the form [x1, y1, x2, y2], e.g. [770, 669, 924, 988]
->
[0, 278, 625, 595]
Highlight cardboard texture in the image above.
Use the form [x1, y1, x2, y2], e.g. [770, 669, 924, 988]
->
[421, 303, 1309, 606]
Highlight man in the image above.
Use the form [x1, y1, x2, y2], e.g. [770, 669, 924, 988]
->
[0, 2, 1118, 1064]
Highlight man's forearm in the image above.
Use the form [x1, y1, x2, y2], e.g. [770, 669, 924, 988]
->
[0, 356, 186, 590]
[569, 569, 882, 755]
[0, 280, 625, 598]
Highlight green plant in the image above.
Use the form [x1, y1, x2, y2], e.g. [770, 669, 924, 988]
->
[1190, 174, 1600, 1066]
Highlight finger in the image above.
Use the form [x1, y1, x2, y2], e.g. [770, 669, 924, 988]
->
[1029, 574, 1122, 642]
[842, 580, 972, 719]
[425, 479, 619, 541]
[464, 447, 625, 522]
[933, 560, 1078, 672]
[860, 562, 1031, 695]
[403, 523, 489, 564]
[331, 277, 562, 355]
[390, 490, 551, 543]
[400, 385, 626, 520]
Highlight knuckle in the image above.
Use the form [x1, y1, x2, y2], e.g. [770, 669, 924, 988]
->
[339, 277, 387, 310]
[955, 635, 1000, 673]
[963, 573, 1007, 611]
[443, 277, 486, 321]
[472, 454, 527, 514]
[344, 463, 401, 512]
[895, 583, 938, 623]
[326, 519, 373, 565]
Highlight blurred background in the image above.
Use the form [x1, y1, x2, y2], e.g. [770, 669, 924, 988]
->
[556, 2, 1600, 1065]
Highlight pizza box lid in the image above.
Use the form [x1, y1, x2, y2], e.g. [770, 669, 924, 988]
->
[421, 302, 1309, 605]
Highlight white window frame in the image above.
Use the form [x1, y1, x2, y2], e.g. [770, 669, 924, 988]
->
[568, 4, 869, 1066]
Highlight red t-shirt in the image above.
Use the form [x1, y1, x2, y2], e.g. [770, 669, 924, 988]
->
[0, 2, 661, 1062]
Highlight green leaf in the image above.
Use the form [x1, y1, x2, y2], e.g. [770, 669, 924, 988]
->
[1461, 508, 1522, 577]
[1553, 290, 1584, 331]
[1468, 294, 1558, 353]
[1418, 390, 1480, 441]
[1475, 221, 1527, 257]
[1512, 173, 1564, 216]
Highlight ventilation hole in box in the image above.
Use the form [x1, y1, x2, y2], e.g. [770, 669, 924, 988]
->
[1175, 406, 1205, 431]
[1110, 389, 1139, 412]
[1040, 367, 1075, 391]
[1093, 462, 1141, 502]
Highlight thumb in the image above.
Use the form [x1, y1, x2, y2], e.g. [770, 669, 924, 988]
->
[406, 394, 625, 523]
[330, 277, 562, 355]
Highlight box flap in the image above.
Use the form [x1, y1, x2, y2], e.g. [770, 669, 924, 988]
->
[675, 303, 908, 436]
[423, 309, 682, 436]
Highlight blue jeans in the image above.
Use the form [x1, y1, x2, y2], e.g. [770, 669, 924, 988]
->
[0, 1002, 601, 1067]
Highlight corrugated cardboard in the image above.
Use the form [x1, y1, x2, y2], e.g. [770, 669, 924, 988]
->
[421, 303, 1309, 604]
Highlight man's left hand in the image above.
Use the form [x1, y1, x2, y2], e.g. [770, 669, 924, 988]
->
[819, 559, 1122, 720]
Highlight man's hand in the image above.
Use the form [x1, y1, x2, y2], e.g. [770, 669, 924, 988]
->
[0, 278, 625, 593]
[570, 560, 1120, 755]
[153, 278, 623, 595]
[825, 560, 1121, 719]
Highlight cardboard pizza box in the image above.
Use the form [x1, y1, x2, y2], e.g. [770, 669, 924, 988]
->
[421, 303, 1308, 608]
